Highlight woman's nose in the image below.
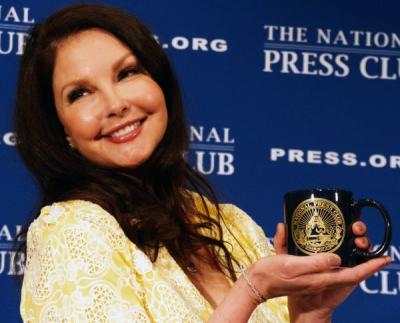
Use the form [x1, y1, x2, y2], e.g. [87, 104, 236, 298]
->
[103, 87, 128, 117]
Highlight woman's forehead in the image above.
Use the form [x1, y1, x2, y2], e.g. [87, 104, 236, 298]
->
[52, 29, 137, 94]
[53, 29, 135, 73]
[55, 28, 131, 54]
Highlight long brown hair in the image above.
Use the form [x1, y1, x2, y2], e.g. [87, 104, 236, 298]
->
[15, 4, 240, 280]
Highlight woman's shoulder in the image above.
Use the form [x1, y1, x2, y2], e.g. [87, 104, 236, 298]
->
[33, 199, 119, 228]
[27, 199, 127, 251]
[21, 201, 153, 322]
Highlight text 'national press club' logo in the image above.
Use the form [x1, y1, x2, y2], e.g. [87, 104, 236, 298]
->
[154, 34, 227, 53]
[0, 5, 35, 56]
[189, 125, 235, 176]
[270, 147, 400, 171]
[263, 25, 400, 81]
[0, 5, 228, 56]
[0, 224, 25, 276]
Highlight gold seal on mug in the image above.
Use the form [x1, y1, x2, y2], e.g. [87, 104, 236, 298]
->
[291, 198, 345, 255]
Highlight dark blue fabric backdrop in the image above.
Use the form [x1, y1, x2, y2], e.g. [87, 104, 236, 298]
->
[1, 0, 399, 322]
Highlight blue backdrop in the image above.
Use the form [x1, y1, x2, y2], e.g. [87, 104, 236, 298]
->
[1, 0, 399, 322]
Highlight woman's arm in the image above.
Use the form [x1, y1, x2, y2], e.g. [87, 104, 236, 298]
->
[207, 272, 259, 323]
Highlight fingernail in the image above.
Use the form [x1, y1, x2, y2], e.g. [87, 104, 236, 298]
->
[385, 256, 392, 264]
[328, 254, 341, 267]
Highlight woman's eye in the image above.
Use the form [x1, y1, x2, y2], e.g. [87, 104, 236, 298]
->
[118, 67, 139, 81]
[67, 87, 89, 103]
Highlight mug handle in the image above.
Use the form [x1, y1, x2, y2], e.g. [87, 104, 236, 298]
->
[352, 199, 392, 259]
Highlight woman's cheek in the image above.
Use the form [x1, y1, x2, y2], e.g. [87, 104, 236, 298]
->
[124, 77, 166, 113]
[66, 102, 103, 139]
[146, 87, 167, 112]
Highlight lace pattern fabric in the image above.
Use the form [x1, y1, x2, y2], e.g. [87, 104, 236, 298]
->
[21, 197, 289, 322]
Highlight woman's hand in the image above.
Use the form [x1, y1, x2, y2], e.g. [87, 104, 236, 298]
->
[208, 222, 389, 323]
[262, 222, 391, 322]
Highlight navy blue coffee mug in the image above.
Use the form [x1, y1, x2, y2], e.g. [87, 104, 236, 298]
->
[284, 188, 392, 267]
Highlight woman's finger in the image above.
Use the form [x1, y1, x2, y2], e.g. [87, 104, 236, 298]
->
[273, 222, 287, 255]
[290, 256, 391, 295]
[263, 253, 341, 280]
[283, 253, 388, 284]
[319, 256, 390, 287]
[354, 237, 371, 250]
[352, 221, 367, 236]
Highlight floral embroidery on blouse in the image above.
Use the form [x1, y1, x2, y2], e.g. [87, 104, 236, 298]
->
[21, 195, 289, 322]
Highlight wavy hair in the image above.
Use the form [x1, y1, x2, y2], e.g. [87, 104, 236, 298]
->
[15, 3, 241, 280]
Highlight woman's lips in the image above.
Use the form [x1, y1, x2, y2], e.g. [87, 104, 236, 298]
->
[103, 118, 145, 144]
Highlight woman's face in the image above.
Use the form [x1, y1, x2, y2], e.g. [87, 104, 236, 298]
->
[52, 28, 168, 168]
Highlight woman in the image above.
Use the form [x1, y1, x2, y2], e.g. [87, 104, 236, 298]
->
[16, 4, 389, 322]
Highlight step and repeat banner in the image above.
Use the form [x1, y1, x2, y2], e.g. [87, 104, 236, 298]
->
[1, 0, 399, 322]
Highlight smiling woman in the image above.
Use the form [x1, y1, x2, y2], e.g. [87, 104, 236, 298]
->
[52, 29, 168, 168]
[15, 3, 390, 323]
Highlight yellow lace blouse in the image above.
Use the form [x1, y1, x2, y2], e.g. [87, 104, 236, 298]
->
[21, 196, 289, 322]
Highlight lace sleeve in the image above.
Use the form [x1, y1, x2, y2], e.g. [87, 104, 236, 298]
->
[20, 201, 151, 323]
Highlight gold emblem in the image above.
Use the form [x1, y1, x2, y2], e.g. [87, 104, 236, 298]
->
[291, 198, 345, 255]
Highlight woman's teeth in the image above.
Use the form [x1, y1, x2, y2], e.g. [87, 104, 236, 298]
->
[110, 121, 141, 138]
